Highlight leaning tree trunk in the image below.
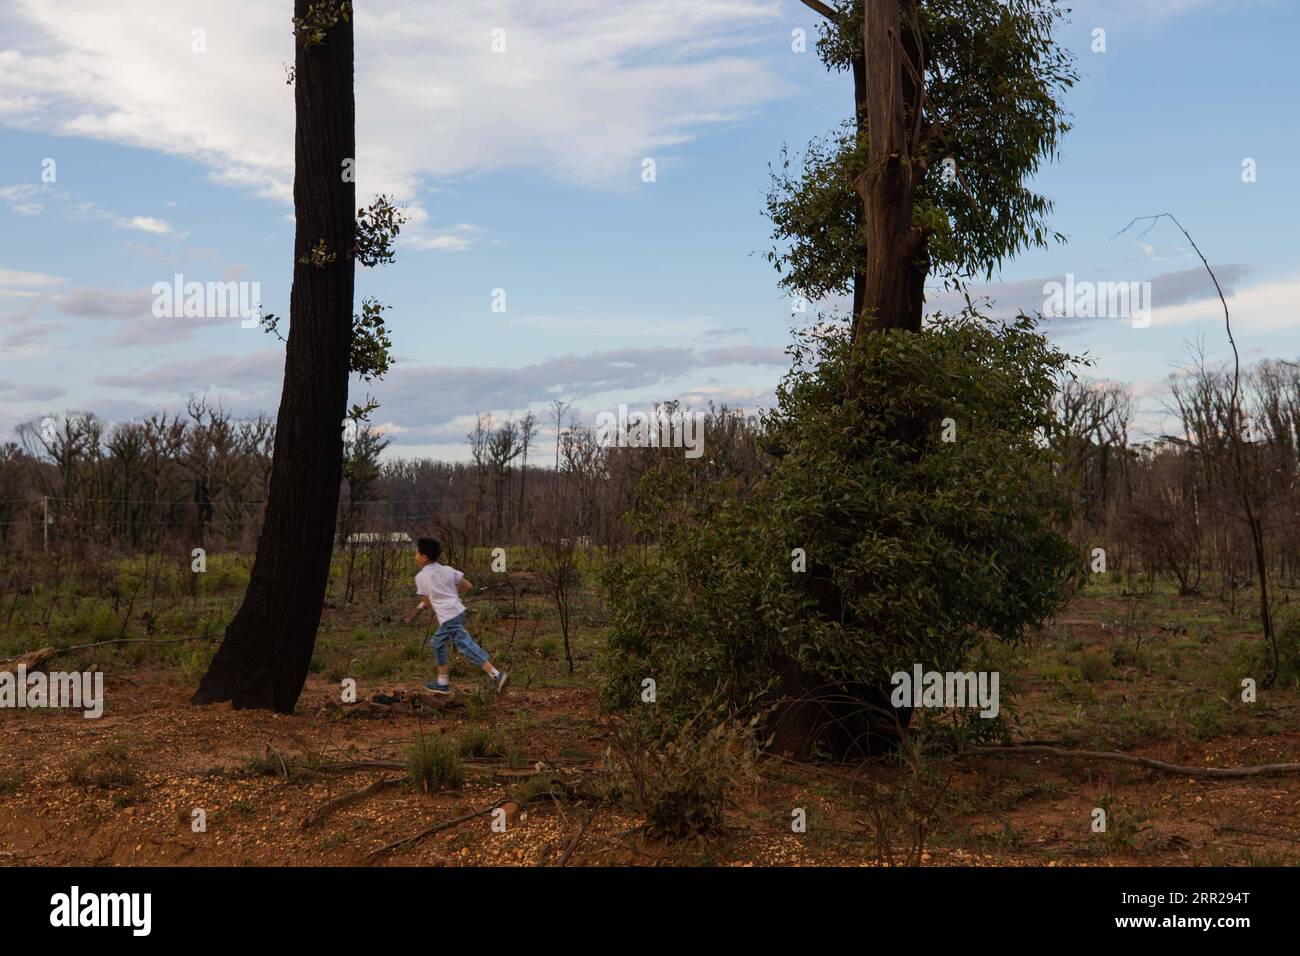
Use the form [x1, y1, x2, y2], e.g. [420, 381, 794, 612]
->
[192, 3, 355, 713]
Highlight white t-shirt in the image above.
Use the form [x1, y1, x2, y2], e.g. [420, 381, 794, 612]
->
[415, 562, 467, 624]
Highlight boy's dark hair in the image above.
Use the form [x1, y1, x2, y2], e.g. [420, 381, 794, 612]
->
[417, 538, 442, 562]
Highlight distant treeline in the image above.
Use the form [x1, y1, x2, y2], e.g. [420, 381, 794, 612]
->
[5, 357, 1300, 603]
[1059, 356, 1300, 599]
[0, 396, 762, 560]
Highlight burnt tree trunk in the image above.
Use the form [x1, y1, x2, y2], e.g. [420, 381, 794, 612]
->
[192, 3, 355, 713]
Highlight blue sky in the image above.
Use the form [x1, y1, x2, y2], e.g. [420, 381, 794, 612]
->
[1, 0, 1296, 459]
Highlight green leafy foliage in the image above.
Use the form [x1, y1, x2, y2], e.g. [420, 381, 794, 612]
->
[297, 237, 338, 269]
[602, 311, 1082, 730]
[354, 195, 406, 268]
[767, 0, 1077, 298]
[406, 734, 465, 793]
[263, 196, 403, 414]
[293, 0, 352, 49]
[349, 297, 393, 383]
[1259, 609, 1300, 688]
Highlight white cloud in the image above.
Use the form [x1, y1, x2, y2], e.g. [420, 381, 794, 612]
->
[65, 200, 179, 236]
[115, 215, 172, 235]
[0, 0, 784, 215]
[0, 267, 65, 290]
[406, 233, 472, 252]
[88, 341, 788, 438]
[399, 211, 480, 252]
[1150, 277, 1300, 334]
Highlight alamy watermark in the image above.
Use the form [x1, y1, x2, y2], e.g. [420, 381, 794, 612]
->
[0, 665, 104, 718]
[50, 886, 150, 936]
[151, 274, 262, 328]
[890, 664, 1000, 718]
[594, 404, 706, 459]
[1042, 273, 1151, 329]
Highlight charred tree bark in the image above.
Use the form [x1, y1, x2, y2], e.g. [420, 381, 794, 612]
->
[192, 3, 355, 713]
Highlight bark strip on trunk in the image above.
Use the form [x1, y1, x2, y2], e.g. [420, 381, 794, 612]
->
[855, 0, 928, 341]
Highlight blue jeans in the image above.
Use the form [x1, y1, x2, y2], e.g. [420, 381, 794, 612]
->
[431, 612, 491, 669]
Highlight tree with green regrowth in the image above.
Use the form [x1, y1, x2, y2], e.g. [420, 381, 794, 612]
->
[602, 0, 1083, 758]
[193, 1, 404, 712]
[770, 0, 1076, 338]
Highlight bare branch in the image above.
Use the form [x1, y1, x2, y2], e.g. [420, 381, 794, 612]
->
[967, 744, 1300, 779]
[798, 0, 841, 20]
[1114, 212, 1278, 686]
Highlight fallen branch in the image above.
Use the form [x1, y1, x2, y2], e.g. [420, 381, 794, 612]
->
[363, 803, 499, 864]
[319, 760, 406, 775]
[316, 758, 553, 778]
[0, 646, 55, 670]
[966, 744, 1300, 779]
[493, 766, 554, 780]
[558, 805, 599, 867]
[302, 776, 404, 829]
[0, 635, 206, 665]
[1215, 825, 1300, 845]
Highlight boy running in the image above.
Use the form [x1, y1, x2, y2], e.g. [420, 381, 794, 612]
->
[406, 537, 508, 695]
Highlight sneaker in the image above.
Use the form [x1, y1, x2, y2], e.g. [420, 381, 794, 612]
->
[492, 671, 509, 694]
[424, 682, 452, 696]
